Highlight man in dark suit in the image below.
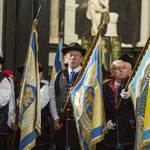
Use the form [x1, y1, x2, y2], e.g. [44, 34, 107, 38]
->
[50, 42, 86, 150]
[100, 60, 136, 150]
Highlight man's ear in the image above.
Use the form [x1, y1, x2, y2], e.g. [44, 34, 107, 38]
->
[64, 55, 68, 63]
[110, 70, 114, 76]
[80, 56, 83, 63]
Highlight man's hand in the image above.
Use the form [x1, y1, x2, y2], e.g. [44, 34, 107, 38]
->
[106, 120, 116, 130]
[120, 89, 130, 99]
[16, 98, 20, 107]
[53, 119, 61, 131]
[11, 122, 18, 131]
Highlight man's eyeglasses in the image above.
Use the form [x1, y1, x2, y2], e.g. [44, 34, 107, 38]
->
[112, 66, 127, 71]
[66, 53, 81, 58]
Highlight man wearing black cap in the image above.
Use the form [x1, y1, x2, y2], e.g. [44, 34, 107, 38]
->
[50, 42, 86, 150]
[118, 53, 135, 70]
[97, 60, 135, 150]
[0, 56, 14, 150]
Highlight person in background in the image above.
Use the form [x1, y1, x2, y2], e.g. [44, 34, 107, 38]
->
[118, 53, 135, 71]
[50, 42, 86, 150]
[103, 54, 134, 83]
[2, 70, 18, 131]
[101, 60, 135, 150]
[2, 69, 18, 149]
[118, 53, 135, 77]
[0, 57, 16, 150]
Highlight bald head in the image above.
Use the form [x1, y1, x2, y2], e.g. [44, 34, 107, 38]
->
[110, 60, 129, 83]
[110, 60, 125, 70]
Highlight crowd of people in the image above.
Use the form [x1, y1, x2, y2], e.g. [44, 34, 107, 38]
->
[0, 42, 136, 150]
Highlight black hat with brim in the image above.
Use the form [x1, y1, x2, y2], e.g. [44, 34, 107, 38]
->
[17, 65, 43, 74]
[118, 53, 135, 69]
[61, 42, 86, 56]
[0, 56, 5, 64]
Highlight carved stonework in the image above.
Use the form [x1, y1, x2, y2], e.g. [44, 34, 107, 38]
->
[137, 0, 150, 47]
[64, 0, 79, 44]
[49, 0, 59, 43]
[105, 12, 118, 37]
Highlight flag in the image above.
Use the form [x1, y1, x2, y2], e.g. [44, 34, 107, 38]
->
[71, 38, 107, 150]
[19, 24, 41, 150]
[142, 79, 150, 150]
[128, 44, 150, 150]
[51, 37, 64, 79]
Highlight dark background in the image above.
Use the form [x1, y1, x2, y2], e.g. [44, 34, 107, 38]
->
[2, 0, 142, 84]
[2, 0, 50, 84]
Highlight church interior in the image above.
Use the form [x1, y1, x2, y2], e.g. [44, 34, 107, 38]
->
[0, 0, 150, 84]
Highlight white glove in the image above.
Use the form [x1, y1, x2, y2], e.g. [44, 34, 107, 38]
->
[120, 89, 130, 99]
[106, 120, 116, 130]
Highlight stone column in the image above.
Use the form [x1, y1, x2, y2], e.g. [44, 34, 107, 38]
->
[105, 12, 119, 37]
[49, 0, 59, 43]
[0, 0, 3, 49]
[137, 0, 150, 46]
[64, 0, 79, 44]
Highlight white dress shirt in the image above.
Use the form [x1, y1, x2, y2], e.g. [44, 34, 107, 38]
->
[40, 79, 51, 109]
[49, 79, 59, 121]
[50, 65, 82, 121]
[7, 77, 16, 128]
[0, 77, 11, 108]
[68, 65, 82, 75]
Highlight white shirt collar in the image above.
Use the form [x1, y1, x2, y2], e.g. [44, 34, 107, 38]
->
[114, 80, 121, 89]
[68, 65, 82, 75]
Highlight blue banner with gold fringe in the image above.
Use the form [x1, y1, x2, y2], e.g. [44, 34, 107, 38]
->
[128, 46, 150, 150]
[71, 38, 107, 150]
[142, 79, 150, 150]
[19, 25, 41, 150]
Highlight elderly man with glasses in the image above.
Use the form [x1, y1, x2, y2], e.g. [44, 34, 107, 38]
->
[50, 42, 86, 150]
[97, 60, 136, 150]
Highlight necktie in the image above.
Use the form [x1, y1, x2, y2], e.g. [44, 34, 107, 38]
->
[69, 71, 76, 84]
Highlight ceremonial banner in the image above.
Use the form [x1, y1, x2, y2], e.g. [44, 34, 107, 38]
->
[71, 38, 107, 150]
[142, 80, 150, 150]
[128, 45, 150, 150]
[19, 25, 41, 150]
[51, 37, 64, 79]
